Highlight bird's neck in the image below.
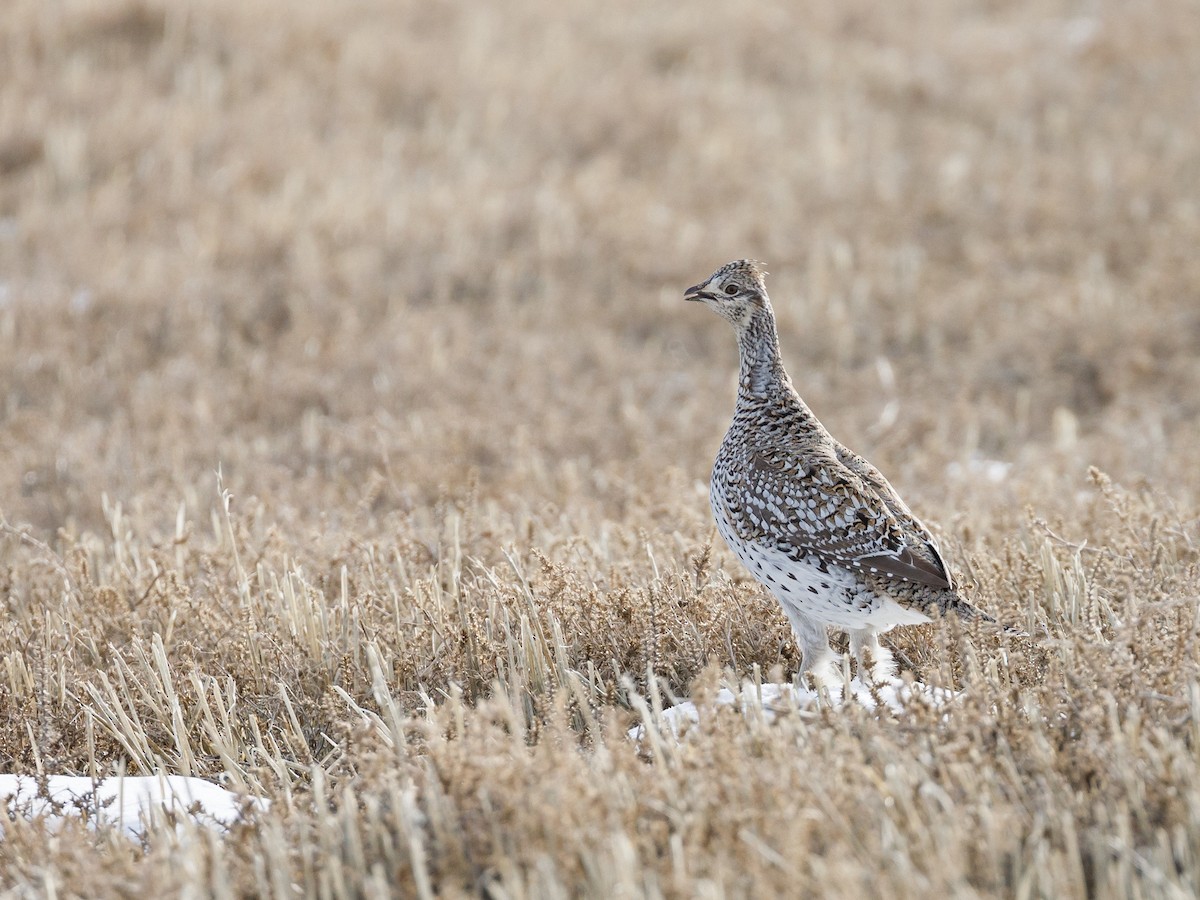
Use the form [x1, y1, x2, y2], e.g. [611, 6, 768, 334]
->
[736, 304, 788, 399]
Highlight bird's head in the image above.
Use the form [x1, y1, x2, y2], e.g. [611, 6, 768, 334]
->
[684, 259, 770, 328]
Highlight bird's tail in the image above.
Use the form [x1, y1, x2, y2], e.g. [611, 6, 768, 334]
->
[943, 590, 1029, 638]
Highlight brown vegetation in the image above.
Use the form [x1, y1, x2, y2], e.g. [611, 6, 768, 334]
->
[2, 0, 1199, 895]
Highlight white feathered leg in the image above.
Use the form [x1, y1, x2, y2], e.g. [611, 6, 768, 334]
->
[849, 627, 896, 682]
[785, 608, 840, 688]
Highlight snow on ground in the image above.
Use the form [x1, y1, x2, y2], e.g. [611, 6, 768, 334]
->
[0, 774, 264, 839]
[628, 677, 956, 742]
[945, 456, 1012, 483]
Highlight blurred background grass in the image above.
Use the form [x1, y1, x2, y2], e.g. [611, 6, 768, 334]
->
[2, 0, 1197, 543]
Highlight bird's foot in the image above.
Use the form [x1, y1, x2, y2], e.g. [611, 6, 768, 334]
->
[857, 646, 897, 683]
[798, 654, 844, 695]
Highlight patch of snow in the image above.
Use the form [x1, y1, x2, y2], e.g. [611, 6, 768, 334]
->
[69, 288, 94, 315]
[0, 774, 264, 839]
[946, 456, 1011, 483]
[629, 677, 956, 742]
[1062, 17, 1101, 52]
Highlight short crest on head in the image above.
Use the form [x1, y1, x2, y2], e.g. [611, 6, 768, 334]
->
[713, 259, 768, 289]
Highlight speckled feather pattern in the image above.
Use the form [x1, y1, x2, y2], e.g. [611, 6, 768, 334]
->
[711, 385, 973, 621]
[687, 260, 988, 678]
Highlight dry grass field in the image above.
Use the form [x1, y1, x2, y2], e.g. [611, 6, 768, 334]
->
[2, 0, 1200, 895]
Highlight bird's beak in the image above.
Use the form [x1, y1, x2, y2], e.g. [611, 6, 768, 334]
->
[684, 283, 709, 302]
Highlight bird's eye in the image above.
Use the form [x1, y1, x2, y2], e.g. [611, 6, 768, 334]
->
[723, 284, 738, 295]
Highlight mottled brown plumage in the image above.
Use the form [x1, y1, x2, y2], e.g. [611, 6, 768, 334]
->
[686, 259, 990, 684]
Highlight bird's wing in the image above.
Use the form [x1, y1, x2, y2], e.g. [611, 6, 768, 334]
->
[719, 442, 953, 591]
[831, 440, 956, 589]
[832, 441, 917, 520]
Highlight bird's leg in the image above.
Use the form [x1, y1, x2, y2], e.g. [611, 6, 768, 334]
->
[787, 610, 840, 689]
[849, 627, 895, 682]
